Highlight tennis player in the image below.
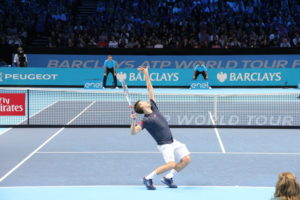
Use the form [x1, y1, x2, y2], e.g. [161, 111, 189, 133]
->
[130, 66, 191, 190]
[193, 62, 208, 80]
[103, 55, 118, 88]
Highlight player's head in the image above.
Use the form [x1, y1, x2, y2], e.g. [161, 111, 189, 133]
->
[107, 55, 112, 60]
[18, 47, 23, 54]
[274, 172, 300, 199]
[134, 100, 151, 114]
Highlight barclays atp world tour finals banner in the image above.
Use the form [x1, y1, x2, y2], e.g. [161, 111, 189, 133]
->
[26, 54, 300, 69]
[0, 68, 299, 86]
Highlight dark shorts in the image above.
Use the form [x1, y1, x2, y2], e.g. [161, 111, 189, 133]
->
[193, 71, 208, 80]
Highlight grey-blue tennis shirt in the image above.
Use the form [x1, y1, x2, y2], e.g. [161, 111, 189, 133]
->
[139, 99, 174, 145]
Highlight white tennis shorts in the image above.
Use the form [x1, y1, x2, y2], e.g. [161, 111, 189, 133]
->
[157, 139, 190, 163]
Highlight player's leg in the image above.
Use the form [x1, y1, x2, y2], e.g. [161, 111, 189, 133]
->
[161, 140, 190, 188]
[201, 71, 208, 80]
[174, 155, 191, 172]
[193, 71, 200, 80]
[162, 140, 191, 187]
[103, 68, 108, 87]
[174, 140, 191, 171]
[106, 68, 114, 87]
[155, 161, 177, 174]
[143, 144, 176, 190]
[112, 68, 118, 88]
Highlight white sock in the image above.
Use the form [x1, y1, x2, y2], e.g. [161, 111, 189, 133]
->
[145, 171, 157, 180]
[165, 169, 177, 179]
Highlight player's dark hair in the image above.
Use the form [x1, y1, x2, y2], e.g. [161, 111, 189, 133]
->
[134, 100, 144, 114]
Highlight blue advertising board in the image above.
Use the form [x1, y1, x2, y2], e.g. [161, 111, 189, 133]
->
[211, 69, 298, 86]
[0, 68, 103, 85]
[0, 68, 300, 86]
[26, 54, 300, 69]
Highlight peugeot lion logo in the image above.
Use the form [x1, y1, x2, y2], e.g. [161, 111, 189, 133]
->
[217, 72, 227, 82]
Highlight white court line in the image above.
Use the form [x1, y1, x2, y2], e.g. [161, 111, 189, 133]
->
[0, 101, 59, 137]
[0, 128, 12, 136]
[66, 101, 96, 124]
[36, 151, 300, 155]
[25, 101, 59, 122]
[0, 128, 65, 183]
[22, 101, 59, 124]
[208, 111, 226, 153]
[37, 151, 163, 154]
[0, 101, 96, 183]
[0, 185, 274, 189]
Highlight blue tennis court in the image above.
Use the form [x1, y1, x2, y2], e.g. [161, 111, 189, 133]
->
[0, 88, 300, 200]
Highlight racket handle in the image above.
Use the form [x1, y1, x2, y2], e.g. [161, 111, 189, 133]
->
[129, 105, 135, 114]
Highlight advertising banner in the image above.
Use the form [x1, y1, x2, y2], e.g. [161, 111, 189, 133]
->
[0, 68, 299, 86]
[0, 68, 103, 85]
[26, 54, 300, 69]
[0, 93, 26, 116]
[190, 80, 210, 89]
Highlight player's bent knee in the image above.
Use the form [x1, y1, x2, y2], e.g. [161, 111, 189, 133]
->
[166, 161, 176, 169]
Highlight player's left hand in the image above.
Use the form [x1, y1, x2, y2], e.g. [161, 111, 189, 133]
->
[137, 66, 149, 74]
[131, 113, 137, 120]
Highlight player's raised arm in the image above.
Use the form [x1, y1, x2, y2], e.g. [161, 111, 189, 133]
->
[137, 66, 155, 101]
[130, 113, 142, 135]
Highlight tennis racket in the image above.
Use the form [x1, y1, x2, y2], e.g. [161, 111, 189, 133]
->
[117, 73, 135, 115]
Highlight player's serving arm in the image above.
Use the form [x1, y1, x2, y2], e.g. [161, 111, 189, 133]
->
[130, 66, 191, 190]
[130, 66, 154, 135]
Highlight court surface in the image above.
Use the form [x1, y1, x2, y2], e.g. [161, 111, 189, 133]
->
[0, 88, 300, 200]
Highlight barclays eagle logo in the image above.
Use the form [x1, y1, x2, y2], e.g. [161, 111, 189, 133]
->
[217, 72, 227, 82]
[117, 72, 127, 81]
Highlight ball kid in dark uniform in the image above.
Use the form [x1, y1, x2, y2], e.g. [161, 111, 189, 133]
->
[130, 66, 191, 190]
[103, 55, 118, 88]
[193, 62, 208, 80]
